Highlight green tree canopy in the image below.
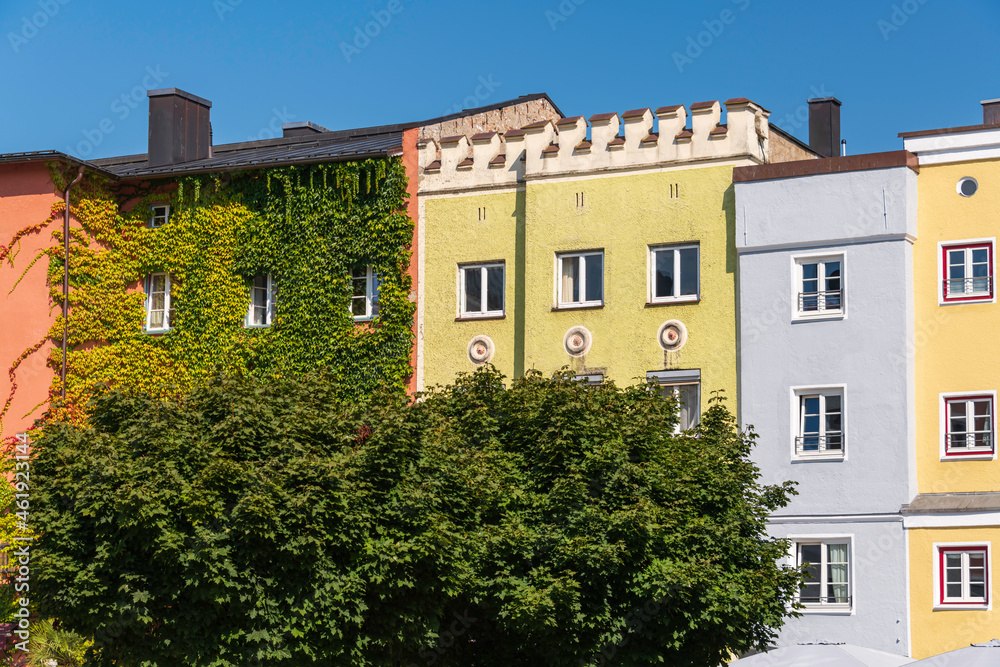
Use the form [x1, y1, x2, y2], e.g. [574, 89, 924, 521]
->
[29, 369, 801, 666]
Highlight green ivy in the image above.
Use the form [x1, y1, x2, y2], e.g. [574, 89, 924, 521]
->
[41, 159, 413, 422]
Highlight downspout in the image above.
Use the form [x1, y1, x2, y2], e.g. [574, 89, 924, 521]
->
[61, 166, 85, 400]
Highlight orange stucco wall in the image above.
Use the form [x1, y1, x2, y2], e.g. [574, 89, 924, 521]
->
[403, 127, 419, 395]
[0, 163, 66, 442]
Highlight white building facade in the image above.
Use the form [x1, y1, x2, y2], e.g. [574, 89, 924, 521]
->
[734, 152, 919, 656]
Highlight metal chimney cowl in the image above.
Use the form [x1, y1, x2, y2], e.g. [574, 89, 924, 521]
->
[147, 88, 212, 168]
[982, 98, 1000, 125]
[807, 97, 842, 159]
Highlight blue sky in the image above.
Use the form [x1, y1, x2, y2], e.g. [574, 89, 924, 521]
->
[1, 0, 997, 160]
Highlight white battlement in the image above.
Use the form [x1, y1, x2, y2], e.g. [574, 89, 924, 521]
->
[418, 98, 771, 193]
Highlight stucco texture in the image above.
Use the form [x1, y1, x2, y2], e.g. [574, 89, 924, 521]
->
[0, 163, 63, 441]
[522, 165, 737, 406]
[421, 189, 524, 387]
[907, 526, 1000, 659]
[914, 161, 1000, 494]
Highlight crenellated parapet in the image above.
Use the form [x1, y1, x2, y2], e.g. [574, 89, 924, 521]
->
[418, 98, 770, 193]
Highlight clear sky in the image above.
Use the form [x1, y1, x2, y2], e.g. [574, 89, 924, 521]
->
[1, 0, 998, 160]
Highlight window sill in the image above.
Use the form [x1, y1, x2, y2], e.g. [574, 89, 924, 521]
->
[144, 328, 172, 335]
[941, 452, 996, 461]
[792, 455, 845, 463]
[456, 314, 505, 322]
[934, 603, 990, 611]
[645, 298, 701, 308]
[795, 605, 854, 616]
[552, 303, 604, 311]
[792, 311, 844, 322]
[244, 323, 273, 329]
[353, 316, 377, 322]
[939, 297, 995, 306]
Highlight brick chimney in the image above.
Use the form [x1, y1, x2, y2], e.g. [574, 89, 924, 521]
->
[982, 98, 1000, 125]
[808, 97, 842, 158]
[147, 88, 212, 168]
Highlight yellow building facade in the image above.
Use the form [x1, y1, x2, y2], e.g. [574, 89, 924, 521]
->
[416, 99, 817, 424]
[903, 109, 1000, 658]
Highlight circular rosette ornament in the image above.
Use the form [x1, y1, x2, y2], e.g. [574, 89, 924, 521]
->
[657, 319, 688, 352]
[467, 335, 495, 365]
[563, 326, 593, 357]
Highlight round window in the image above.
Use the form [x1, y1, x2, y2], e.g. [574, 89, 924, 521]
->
[958, 177, 978, 197]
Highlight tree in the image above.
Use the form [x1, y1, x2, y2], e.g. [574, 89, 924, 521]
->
[29, 369, 801, 666]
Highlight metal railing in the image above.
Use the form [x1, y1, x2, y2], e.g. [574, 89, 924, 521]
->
[795, 434, 843, 454]
[947, 431, 993, 452]
[798, 290, 843, 313]
[943, 276, 993, 299]
[797, 595, 852, 606]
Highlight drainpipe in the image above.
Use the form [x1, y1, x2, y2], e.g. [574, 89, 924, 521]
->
[61, 166, 85, 400]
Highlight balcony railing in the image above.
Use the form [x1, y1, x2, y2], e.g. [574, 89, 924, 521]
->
[795, 433, 843, 454]
[798, 290, 843, 313]
[947, 431, 993, 452]
[943, 276, 993, 299]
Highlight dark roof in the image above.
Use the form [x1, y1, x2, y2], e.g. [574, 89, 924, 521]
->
[92, 132, 404, 178]
[0, 150, 119, 178]
[2, 93, 563, 181]
[733, 150, 918, 183]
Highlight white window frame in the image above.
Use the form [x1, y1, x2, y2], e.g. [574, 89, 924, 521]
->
[648, 244, 699, 303]
[647, 369, 700, 432]
[933, 542, 991, 610]
[350, 266, 379, 321]
[556, 250, 604, 308]
[144, 272, 174, 332]
[790, 385, 846, 461]
[148, 204, 170, 229]
[245, 273, 276, 328]
[459, 262, 505, 318]
[792, 253, 845, 320]
[938, 238, 996, 305]
[788, 535, 854, 614]
[939, 391, 996, 461]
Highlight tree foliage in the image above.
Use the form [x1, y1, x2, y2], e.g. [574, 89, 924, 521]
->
[29, 369, 801, 666]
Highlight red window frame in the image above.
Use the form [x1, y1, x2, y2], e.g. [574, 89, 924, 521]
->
[938, 546, 989, 606]
[942, 242, 993, 303]
[944, 394, 995, 457]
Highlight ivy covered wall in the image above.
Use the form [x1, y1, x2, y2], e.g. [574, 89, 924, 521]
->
[32, 158, 413, 424]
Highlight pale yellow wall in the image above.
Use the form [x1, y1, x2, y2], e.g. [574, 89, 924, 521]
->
[908, 526, 1000, 659]
[422, 190, 524, 388]
[521, 165, 738, 410]
[914, 160, 1000, 493]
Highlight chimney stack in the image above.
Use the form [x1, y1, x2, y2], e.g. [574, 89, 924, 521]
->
[282, 121, 330, 138]
[147, 88, 212, 168]
[982, 99, 1000, 125]
[808, 97, 842, 158]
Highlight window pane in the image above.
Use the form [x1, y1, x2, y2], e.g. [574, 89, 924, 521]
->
[561, 257, 579, 303]
[948, 251, 966, 279]
[371, 274, 380, 317]
[946, 583, 963, 598]
[655, 250, 674, 298]
[679, 248, 698, 296]
[351, 296, 366, 316]
[464, 268, 482, 313]
[486, 266, 503, 312]
[353, 275, 368, 298]
[677, 384, 699, 430]
[585, 254, 603, 303]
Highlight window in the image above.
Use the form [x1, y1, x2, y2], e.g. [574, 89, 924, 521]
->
[557, 251, 603, 307]
[647, 369, 700, 431]
[937, 545, 990, 607]
[350, 266, 380, 320]
[575, 373, 605, 387]
[144, 273, 175, 332]
[943, 394, 994, 458]
[792, 387, 845, 459]
[795, 255, 843, 316]
[148, 204, 170, 229]
[460, 263, 504, 317]
[942, 242, 993, 302]
[650, 245, 699, 303]
[795, 540, 851, 609]
[246, 274, 276, 327]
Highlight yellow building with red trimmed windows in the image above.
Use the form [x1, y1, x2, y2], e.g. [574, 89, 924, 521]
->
[901, 100, 1000, 659]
